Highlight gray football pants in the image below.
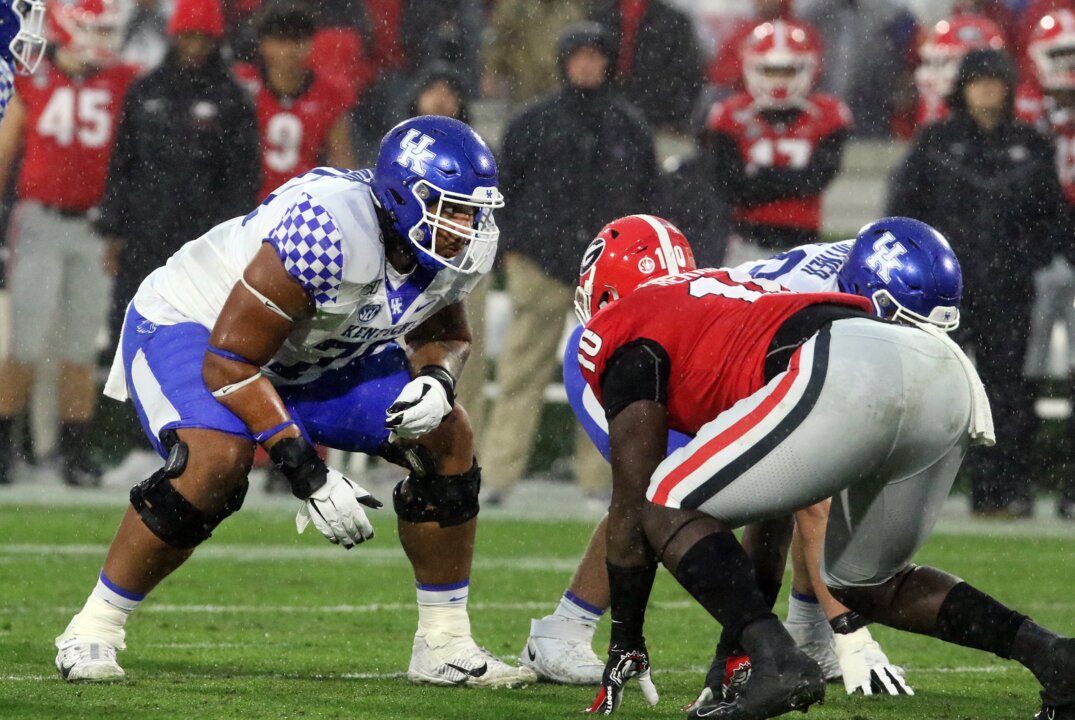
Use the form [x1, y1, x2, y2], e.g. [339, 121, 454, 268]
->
[647, 318, 973, 588]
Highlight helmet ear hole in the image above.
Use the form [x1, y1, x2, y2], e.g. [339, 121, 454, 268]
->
[389, 189, 406, 206]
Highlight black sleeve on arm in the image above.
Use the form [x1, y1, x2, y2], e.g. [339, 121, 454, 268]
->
[599, 339, 671, 420]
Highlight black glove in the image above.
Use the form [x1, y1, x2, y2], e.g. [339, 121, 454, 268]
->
[585, 639, 659, 714]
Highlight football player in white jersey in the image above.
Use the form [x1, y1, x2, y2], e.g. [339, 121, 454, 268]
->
[54, 115, 537, 688]
[521, 218, 961, 700]
[0, 0, 46, 117]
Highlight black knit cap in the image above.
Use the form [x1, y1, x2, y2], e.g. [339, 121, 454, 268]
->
[255, 0, 317, 40]
[556, 21, 616, 76]
[947, 47, 1017, 116]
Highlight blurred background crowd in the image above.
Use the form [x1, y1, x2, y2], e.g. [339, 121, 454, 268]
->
[3, 0, 1075, 521]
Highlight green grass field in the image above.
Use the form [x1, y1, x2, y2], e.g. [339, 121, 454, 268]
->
[1, 499, 1072, 720]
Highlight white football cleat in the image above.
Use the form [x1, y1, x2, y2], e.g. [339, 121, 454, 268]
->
[55, 636, 125, 682]
[408, 631, 537, 688]
[519, 616, 604, 684]
[785, 616, 842, 681]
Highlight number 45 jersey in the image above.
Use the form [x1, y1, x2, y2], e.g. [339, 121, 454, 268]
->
[15, 59, 138, 210]
[577, 268, 869, 435]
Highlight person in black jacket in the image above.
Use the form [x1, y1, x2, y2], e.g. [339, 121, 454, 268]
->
[590, 0, 705, 134]
[887, 48, 1073, 517]
[479, 22, 656, 505]
[98, 0, 261, 346]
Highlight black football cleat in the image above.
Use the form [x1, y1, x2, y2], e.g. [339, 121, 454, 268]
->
[1035, 703, 1075, 720]
[687, 649, 824, 719]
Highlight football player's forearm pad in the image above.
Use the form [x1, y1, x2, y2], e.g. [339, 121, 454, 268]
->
[129, 441, 249, 549]
[392, 461, 481, 527]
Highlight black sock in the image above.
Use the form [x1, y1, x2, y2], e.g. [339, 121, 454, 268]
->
[757, 578, 782, 612]
[59, 422, 95, 470]
[672, 531, 775, 644]
[0, 417, 13, 482]
[1011, 619, 1070, 690]
[935, 582, 1027, 659]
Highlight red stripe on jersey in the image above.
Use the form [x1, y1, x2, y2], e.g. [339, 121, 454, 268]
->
[650, 343, 805, 506]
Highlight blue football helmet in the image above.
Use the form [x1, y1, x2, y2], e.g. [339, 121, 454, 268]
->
[1, 0, 46, 75]
[837, 216, 962, 331]
[371, 115, 503, 274]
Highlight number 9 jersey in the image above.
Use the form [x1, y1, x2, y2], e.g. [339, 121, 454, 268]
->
[577, 267, 870, 435]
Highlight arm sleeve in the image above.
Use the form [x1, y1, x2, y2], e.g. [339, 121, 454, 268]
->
[599, 339, 671, 420]
[218, 89, 262, 215]
[264, 193, 345, 306]
[95, 89, 139, 238]
[885, 134, 935, 219]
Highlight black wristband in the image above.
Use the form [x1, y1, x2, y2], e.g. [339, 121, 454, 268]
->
[607, 562, 658, 645]
[268, 436, 327, 500]
[418, 365, 456, 407]
[830, 611, 869, 635]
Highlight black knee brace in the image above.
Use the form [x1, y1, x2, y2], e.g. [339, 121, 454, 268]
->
[392, 461, 481, 527]
[129, 442, 249, 549]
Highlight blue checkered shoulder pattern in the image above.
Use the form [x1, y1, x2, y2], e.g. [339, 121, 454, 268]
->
[0, 60, 14, 121]
[268, 193, 345, 306]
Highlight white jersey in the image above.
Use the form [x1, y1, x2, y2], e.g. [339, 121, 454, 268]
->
[106, 168, 490, 399]
[732, 240, 853, 293]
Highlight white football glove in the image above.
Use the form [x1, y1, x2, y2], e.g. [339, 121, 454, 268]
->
[833, 626, 914, 696]
[384, 373, 453, 439]
[295, 468, 382, 549]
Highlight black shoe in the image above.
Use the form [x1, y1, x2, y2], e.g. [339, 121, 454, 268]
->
[1038, 638, 1075, 717]
[1036, 703, 1075, 720]
[689, 620, 824, 719]
[685, 644, 751, 711]
[62, 458, 102, 488]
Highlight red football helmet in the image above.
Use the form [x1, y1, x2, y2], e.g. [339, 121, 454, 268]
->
[47, 0, 124, 66]
[1029, 10, 1075, 91]
[915, 14, 1006, 98]
[740, 20, 821, 109]
[574, 214, 697, 324]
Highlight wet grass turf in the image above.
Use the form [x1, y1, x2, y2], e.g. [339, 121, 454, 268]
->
[0, 504, 1072, 719]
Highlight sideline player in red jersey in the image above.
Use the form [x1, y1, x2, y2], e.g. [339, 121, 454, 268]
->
[233, 0, 355, 202]
[703, 19, 850, 267]
[0, 0, 137, 486]
[914, 14, 1007, 127]
[577, 216, 1075, 720]
[1015, 9, 1075, 519]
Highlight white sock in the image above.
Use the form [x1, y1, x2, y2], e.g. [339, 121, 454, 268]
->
[416, 580, 471, 640]
[552, 590, 604, 627]
[787, 590, 826, 626]
[60, 572, 144, 650]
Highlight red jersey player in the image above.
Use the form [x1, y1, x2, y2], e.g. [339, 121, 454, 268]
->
[233, 0, 355, 201]
[703, 19, 851, 266]
[0, 0, 137, 487]
[915, 14, 1007, 127]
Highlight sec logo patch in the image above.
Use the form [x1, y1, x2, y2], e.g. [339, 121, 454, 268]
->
[638, 256, 656, 274]
[358, 304, 381, 322]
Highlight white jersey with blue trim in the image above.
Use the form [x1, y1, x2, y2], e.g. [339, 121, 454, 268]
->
[112, 167, 490, 397]
[732, 240, 853, 292]
[0, 58, 13, 121]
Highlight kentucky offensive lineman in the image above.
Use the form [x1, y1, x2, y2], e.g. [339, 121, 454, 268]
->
[0, 0, 46, 117]
[54, 115, 537, 688]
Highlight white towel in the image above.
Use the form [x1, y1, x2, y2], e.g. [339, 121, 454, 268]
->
[912, 321, 995, 447]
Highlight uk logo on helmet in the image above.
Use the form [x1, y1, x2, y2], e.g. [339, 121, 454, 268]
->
[866, 233, 907, 283]
[398, 130, 437, 175]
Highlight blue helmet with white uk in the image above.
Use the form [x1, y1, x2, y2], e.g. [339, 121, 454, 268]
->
[371, 115, 503, 274]
[837, 216, 962, 331]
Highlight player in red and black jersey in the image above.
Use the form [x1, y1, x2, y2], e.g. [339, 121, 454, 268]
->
[0, 0, 137, 487]
[233, 0, 355, 202]
[575, 216, 1074, 720]
[703, 19, 851, 266]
